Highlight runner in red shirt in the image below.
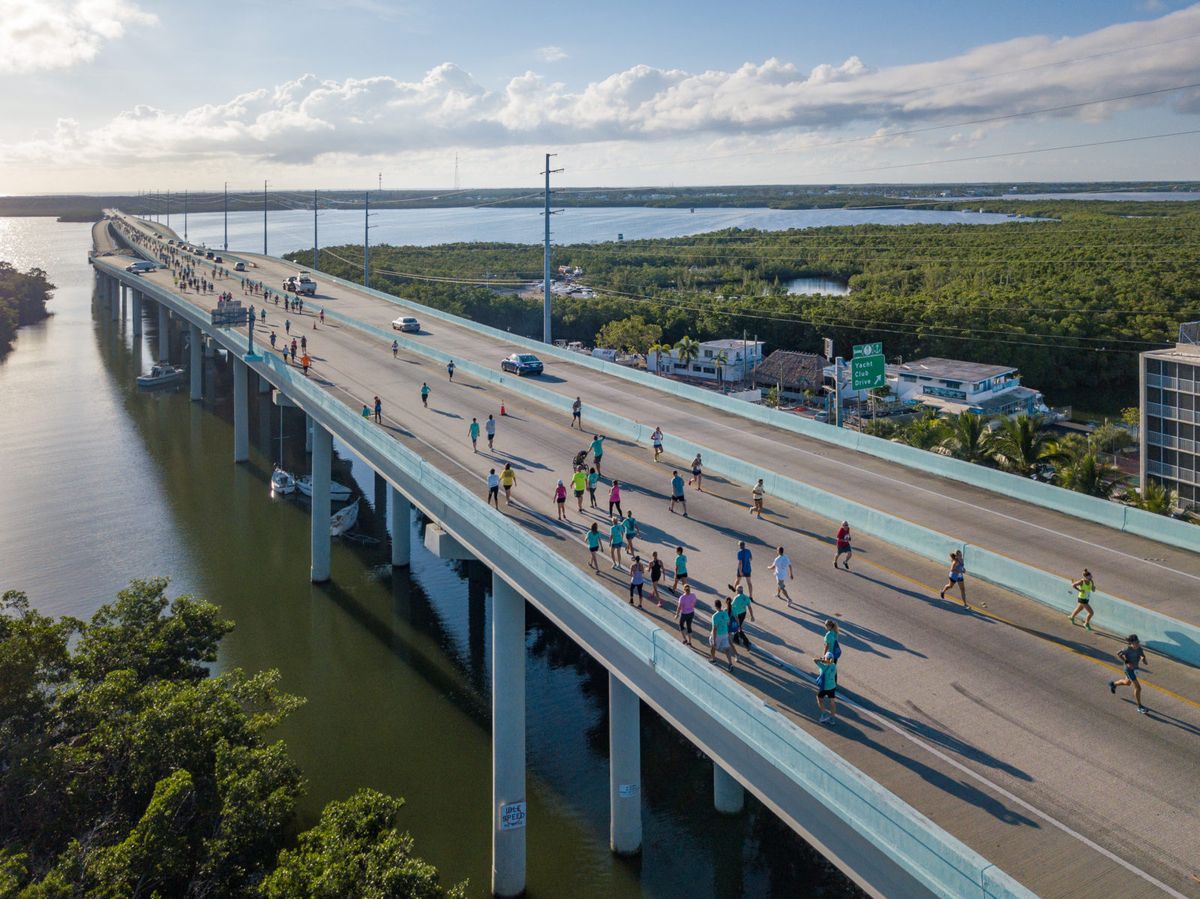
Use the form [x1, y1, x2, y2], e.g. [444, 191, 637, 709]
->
[835, 521, 852, 570]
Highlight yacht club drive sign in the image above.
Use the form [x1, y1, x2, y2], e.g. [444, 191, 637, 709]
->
[851, 343, 885, 390]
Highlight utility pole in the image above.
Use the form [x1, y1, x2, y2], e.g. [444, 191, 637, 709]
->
[183, 189, 188, 241]
[263, 180, 268, 255]
[313, 189, 318, 271]
[541, 152, 563, 344]
[454, 154, 460, 191]
[223, 182, 228, 251]
[378, 172, 382, 192]
[363, 190, 370, 287]
[166, 190, 170, 230]
[834, 356, 845, 428]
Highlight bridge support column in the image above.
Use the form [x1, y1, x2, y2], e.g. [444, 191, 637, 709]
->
[132, 290, 142, 336]
[491, 573, 526, 898]
[609, 674, 642, 856]
[157, 302, 169, 361]
[232, 357, 249, 463]
[258, 371, 272, 394]
[390, 486, 411, 567]
[110, 281, 120, 321]
[189, 323, 202, 401]
[310, 421, 332, 583]
[305, 414, 313, 453]
[713, 763, 744, 815]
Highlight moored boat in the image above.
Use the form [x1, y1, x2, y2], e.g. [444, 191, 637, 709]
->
[271, 467, 296, 495]
[330, 498, 359, 536]
[296, 475, 352, 502]
[136, 362, 183, 390]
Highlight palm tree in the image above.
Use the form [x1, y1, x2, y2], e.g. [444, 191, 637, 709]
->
[1127, 480, 1178, 516]
[713, 349, 728, 389]
[674, 336, 701, 374]
[899, 411, 947, 451]
[648, 342, 674, 375]
[1055, 451, 1122, 499]
[936, 411, 995, 464]
[991, 414, 1066, 477]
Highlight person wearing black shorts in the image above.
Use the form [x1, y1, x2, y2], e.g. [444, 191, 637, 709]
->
[1109, 634, 1148, 714]
[648, 551, 663, 606]
[571, 396, 582, 429]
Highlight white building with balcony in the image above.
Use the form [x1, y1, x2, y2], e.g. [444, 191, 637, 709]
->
[648, 339, 765, 384]
[1140, 322, 1200, 510]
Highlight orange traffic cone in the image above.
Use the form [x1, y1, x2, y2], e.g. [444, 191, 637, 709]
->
[500, 401, 507, 416]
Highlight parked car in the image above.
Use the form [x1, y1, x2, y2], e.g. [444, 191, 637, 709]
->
[234, 261, 246, 272]
[501, 353, 543, 376]
[125, 260, 157, 273]
[391, 316, 420, 333]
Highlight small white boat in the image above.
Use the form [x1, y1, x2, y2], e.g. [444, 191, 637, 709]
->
[296, 475, 352, 502]
[136, 362, 183, 390]
[271, 467, 296, 495]
[331, 498, 359, 537]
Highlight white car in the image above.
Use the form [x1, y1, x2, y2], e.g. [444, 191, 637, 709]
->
[392, 316, 420, 333]
[234, 261, 246, 272]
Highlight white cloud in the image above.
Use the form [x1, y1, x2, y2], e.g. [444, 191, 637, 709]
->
[0, 0, 156, 73]
[536, 45, 568, 62]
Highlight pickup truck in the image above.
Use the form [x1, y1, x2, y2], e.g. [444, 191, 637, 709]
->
[284, 272, 317, 296]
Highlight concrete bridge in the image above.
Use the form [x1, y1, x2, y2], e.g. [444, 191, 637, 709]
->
[91, 214, 1200, 898]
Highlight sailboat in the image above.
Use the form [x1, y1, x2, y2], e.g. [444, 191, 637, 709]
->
[330, 498, 359, 537]
[271, 467, 296, 494]
[297, 475, 352, 502]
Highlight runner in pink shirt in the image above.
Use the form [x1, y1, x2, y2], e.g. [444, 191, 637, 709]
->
[675, 587, 698, 646]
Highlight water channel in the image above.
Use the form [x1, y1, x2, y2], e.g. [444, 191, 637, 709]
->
[0, 216, 859, 896]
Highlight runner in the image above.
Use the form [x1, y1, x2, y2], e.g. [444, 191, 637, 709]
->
[485, 414, 496, 450]
[835, 521, 852, 570]
[269, 331, 277, 348]
[300, 353, 310, 376]
[486, 469, 500, 509]
[585, 522, 603, 571]
[392, 339, 398, 358]
[734, 540, 753, 597]
[285, 319, 291, 335]
[373, 395, 382, 424]
[648, 551, 663, 606]
[553, 480, 568, 521]
[1068, 568, 1096, 630]
[939, 550, 968, 608]
[676, 585, 697, 646]
[728, 584, 754, 649]
[770, 547, 793, 605]
[468, 418, 480, 452]
[420, 382, 430, 408]
[750, 478, 765, 517]
[823, 619, 842, 662]
[319, 309, 325, 325]
[571, 396, 582, 429]
[650, 426, 664, 461]
[590, 434, 606, 477]
[668, 470, 687, 516]
[629, 556, 646, 608]
[447, 360, 456, 381]
[609, 517, 626, 570]
[622, 511, 638, 555]
[671, 546, 688, 593]
[499, 463, 517, 505]
[814, 653, 838, 725]
[608, 480, 623, 518]
[290, 344, 297, 363]
[708, 599, 737, 670]
[587, 467, 599, 509]
[1109, 635, 1149, 714]
[300, 335, 307, 352]
[688, 453, 704, 491]
[571, 467, 587, 512]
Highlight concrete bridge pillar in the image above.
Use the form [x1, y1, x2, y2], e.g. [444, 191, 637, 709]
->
[609, 674, 642, 855]
[310, 421, 332, 583]
[491, 573, 526, 898]
[189, 323, 202, 401]
[389, 486, 411, 567]
[110, 280, 120, 321]
[157, 302, 169, 361]
[258, 371, 272, 394]
[305, 414, 313, 453]
[132, 290, 142, 337]
[232, 357, 249, 463]
[713, 763, 745, 815]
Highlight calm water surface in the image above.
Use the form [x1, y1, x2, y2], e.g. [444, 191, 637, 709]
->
[0, 216, 854, 897]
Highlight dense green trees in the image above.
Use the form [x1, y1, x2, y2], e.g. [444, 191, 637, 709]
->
[0, 262, 53, 354]
[0, 579, 458, 898]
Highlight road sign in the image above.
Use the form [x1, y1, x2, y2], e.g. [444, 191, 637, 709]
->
[498, 800, 527, 831]
[851, 354, 886, 390]
[853, 342, 883, 359]
[823, 337, 834, 359]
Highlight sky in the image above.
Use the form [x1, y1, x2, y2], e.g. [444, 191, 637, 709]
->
[1, 0, 1200, 193]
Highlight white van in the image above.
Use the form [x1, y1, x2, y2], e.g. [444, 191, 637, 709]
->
[126, 260, 157, 273]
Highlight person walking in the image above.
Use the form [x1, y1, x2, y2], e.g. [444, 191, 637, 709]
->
[728, 584, 754, 649]
[373, 395, 382, 424]
[939, 550, 968, 608]
[1069, 569, 1096, 630]
[629, 556, 646, 608]
[676, 585, 697, 646]
[734, 540, 753, 598]
[420, 382, 430, 408]
[609, 517, 626, 569]
[587, 467, 599, 509]
[770, 547, 794, 605]
[319, 308, 325, 325]
[468, 418, 480, 452]
[585, 522, 603, 571]
[668, 470, 687, 516]
[622, 511, 639, 555]
[651, 426, 664, 461]
[590, 434, 606, 477]
[499, 463, 516, 505]
[300, 353, 310, 376]
[823, 620, 842, 663]
[1109, 634, 1148, 714]
[285, 319, 291, 335]
[269, 330, 277, 349]
[708, 598, 738, 670]
[571, 396, 582, 429]
[688, 453, 704, 491]
[750, 478, 765, 517]
[814, 653, 838, 725]
[392, 339, 398, 358]
[486, 469, 500, 509]
[608, 480, 624, 518]
[485, 414, 496, 450]
[300, 334, 307, 352]
[447, 360, 456, 381]
[553, 480, 568, 520]
[835, 521, 852, 570]
[671, 546, 688, 593]
[648, 551, 663, 606]
[571, 468, 587, 512]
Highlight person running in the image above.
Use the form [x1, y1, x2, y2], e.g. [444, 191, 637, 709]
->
[629, 556, 646, 608]
[648, 551, 663, 606]
[587, 467, 599, 509]
[392, 339, 398, 358]
[420, 382, 430, 407]
[651, 426, 664, 461]
[734, 540, 753, 597]
[728, 584, 754, 649]
[553, 480, 568, 520]
[468, 418, 480, 452]
[814, 653, 838, 725]
[269, 331, 277, 348]
[688, 453, 704, 491]
[708, 599, 738, 670]
[290, 343, 297, 364]
[608, 480, 623, 518]
[571, 468, 587, 512]
[676, 585, 697, 646]
[835, 521, 852, 570]
[609, 517, 626, 570]
[671, 546, 688, 593]
[585, 522, 603, 571]
[590, 434, 606, 476]
[373, 395, 382, 424]
[571, 396, 582, 429]
[499, 463, 516, 505]
[486, 469, 500, 508]
[1069, 569, 1096, 630]
[770, 547, 793, 604]
[319, 309, 325, 324]
[622, 511, 638, 555]
[750, 478, 765, 517]
[285, 319, 291, 334]
[1109, 634, 1148, 714]
[668, 470, 687, 516]
[447, 360, 456, 381]
[301, 353, 310, 376]
[300, 335, 307, 352]
[485, 414, 496, 450]
[939, 550, 968, 608]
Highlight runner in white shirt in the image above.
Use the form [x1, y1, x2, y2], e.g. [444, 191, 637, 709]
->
[486, 469, 501, 509]
[770, 546, 794, 604]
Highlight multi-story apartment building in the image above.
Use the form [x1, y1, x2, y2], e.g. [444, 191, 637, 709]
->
[1140, 322, 1200, 510]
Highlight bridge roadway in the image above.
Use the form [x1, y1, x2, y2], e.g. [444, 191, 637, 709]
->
[108, 218, 1200, 897]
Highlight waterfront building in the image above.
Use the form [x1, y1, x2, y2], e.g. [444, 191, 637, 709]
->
[648, 339, 765, 383]
[750, 350, 826, 403]
[1140, 322, 1200, 510]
